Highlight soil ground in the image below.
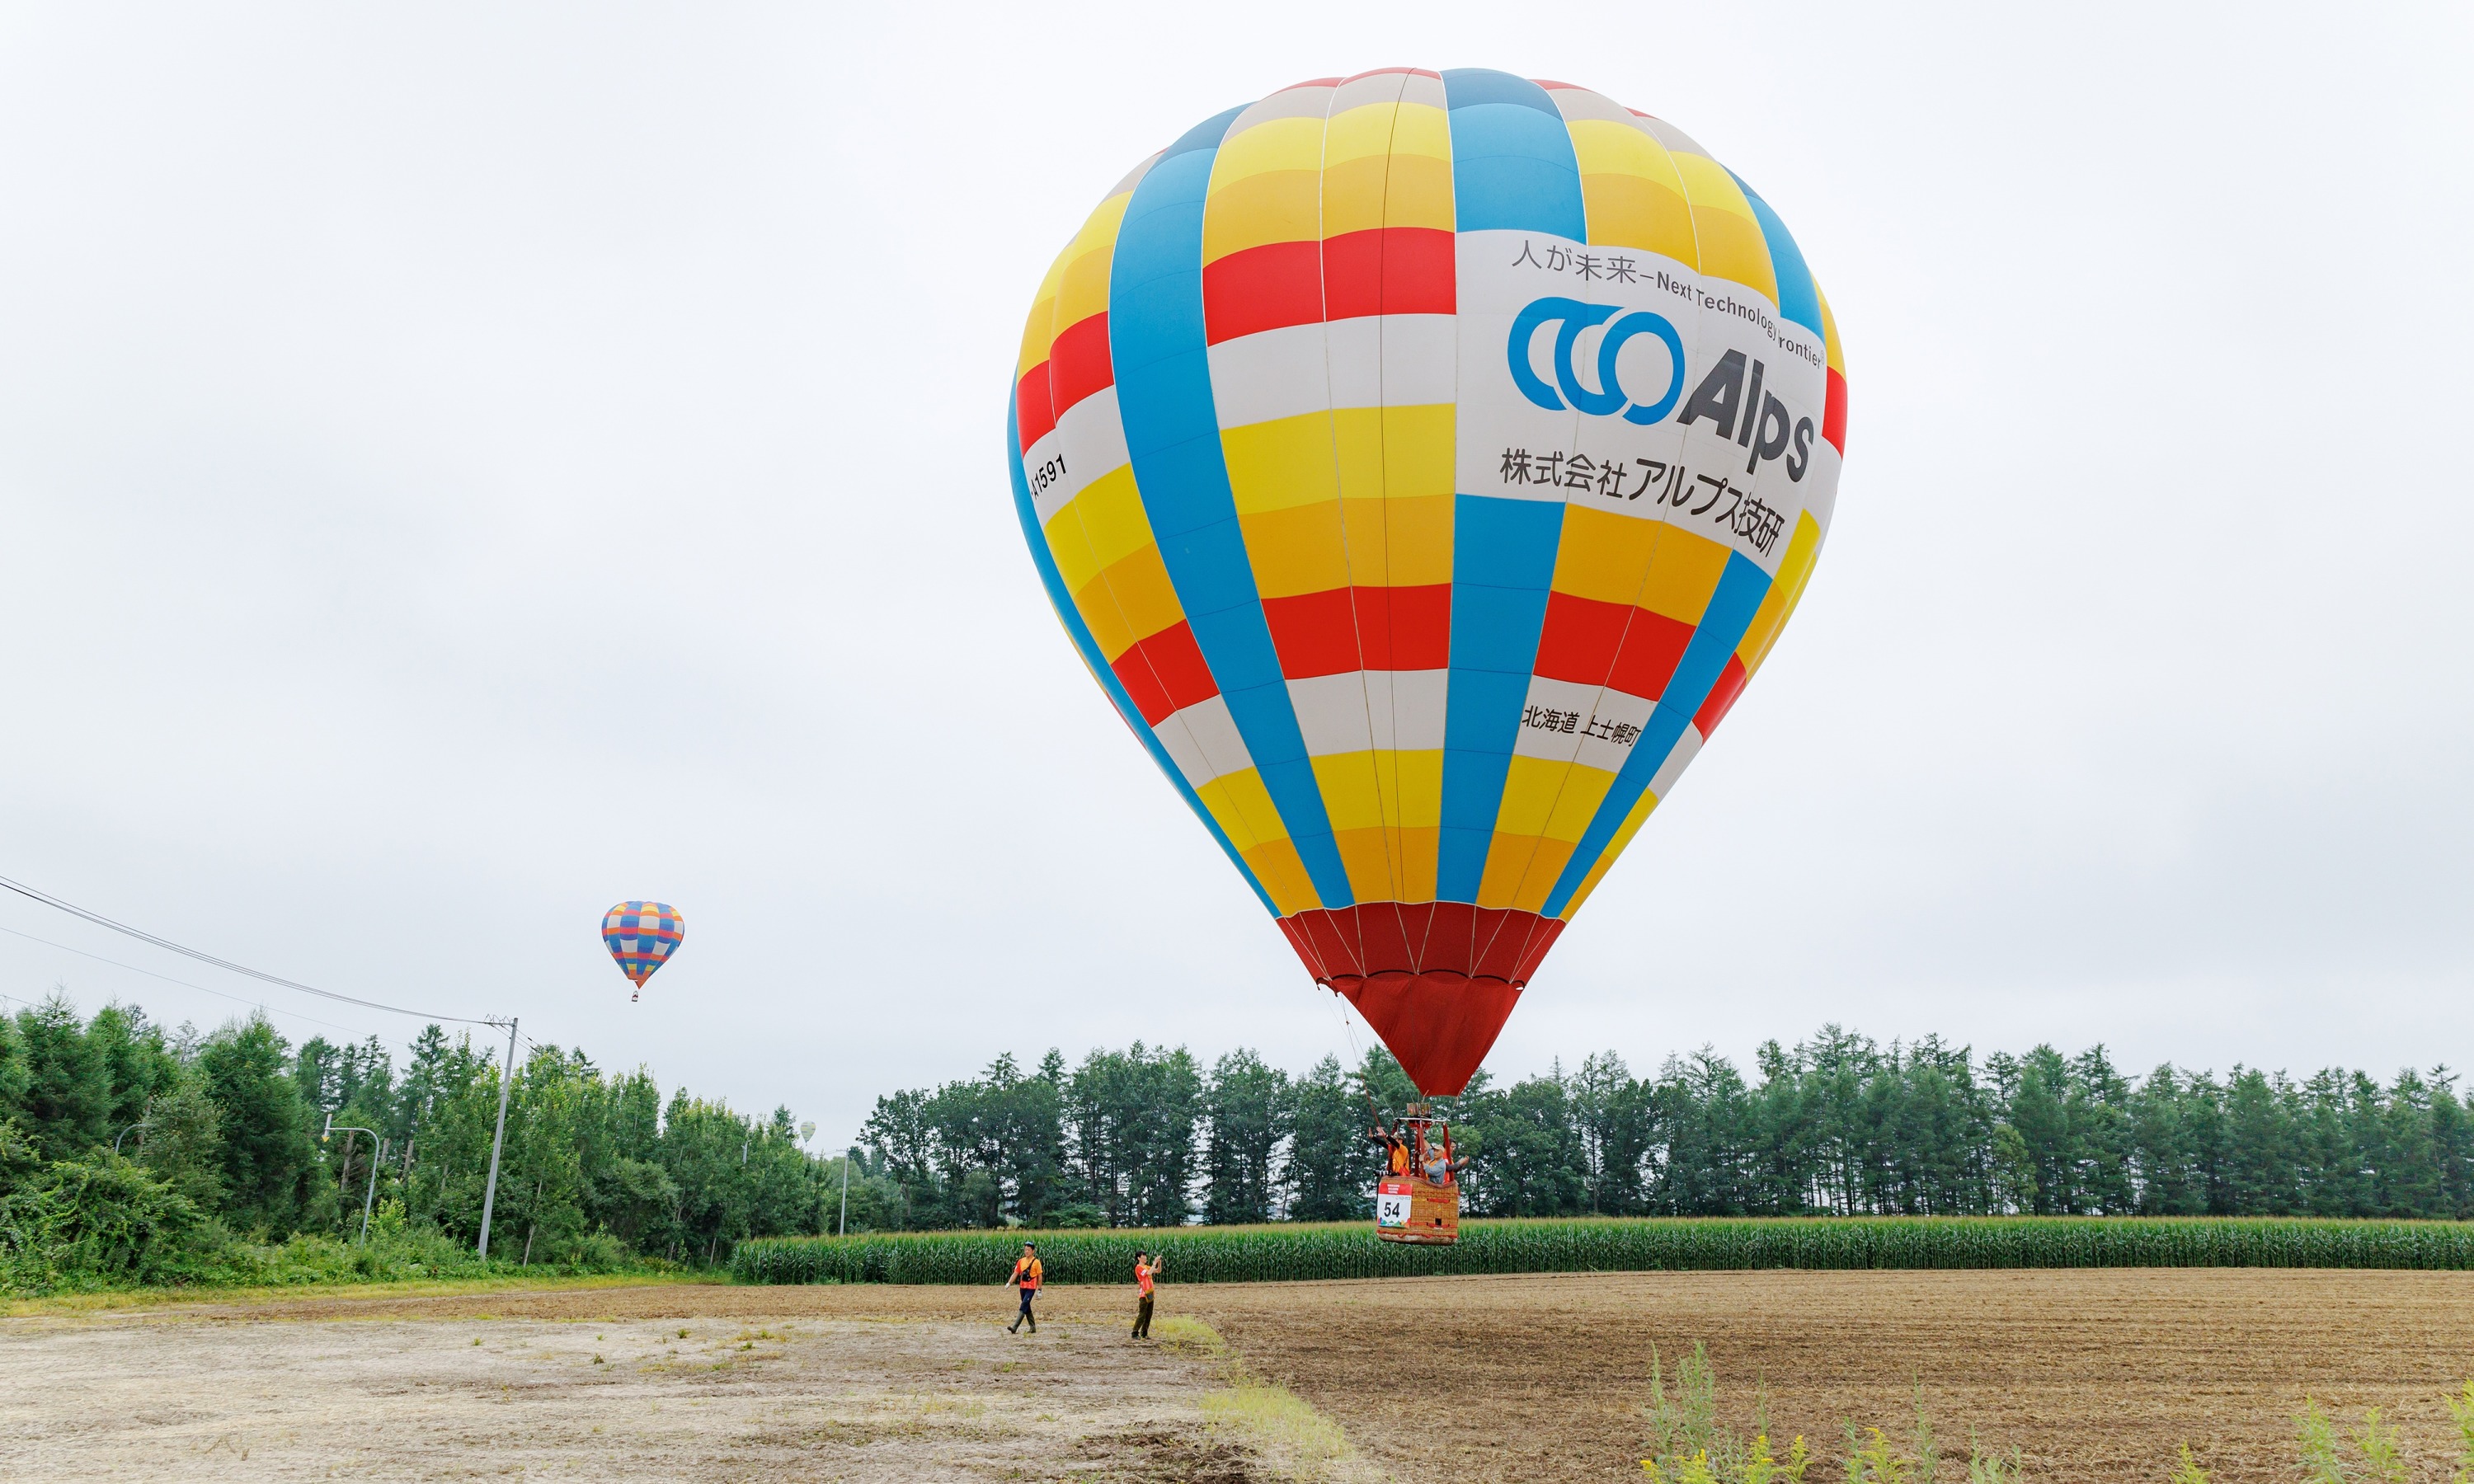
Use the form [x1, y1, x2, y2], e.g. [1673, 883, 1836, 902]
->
[4, 1269, 2471, 1481]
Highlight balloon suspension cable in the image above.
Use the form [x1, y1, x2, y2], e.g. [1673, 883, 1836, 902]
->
[1327, 985, 1366, 1067]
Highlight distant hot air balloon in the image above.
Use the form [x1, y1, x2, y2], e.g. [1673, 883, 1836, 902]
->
[602, 901, 684, 1002]
[1009, 70, 1846, 1096]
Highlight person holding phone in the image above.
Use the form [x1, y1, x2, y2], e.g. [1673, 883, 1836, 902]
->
[1131, 1249, 1164, 1339]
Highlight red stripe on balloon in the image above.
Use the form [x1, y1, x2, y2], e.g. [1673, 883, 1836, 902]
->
[1534, 592, 1694, 701]
[1261, 585, 1452, 678]
[1531, 591, 1627, 685]
[1202, 241, 1324, 345]
[1691, 654, 1750, 737]
[1612, 610, 1695, 702]
[1111, 621, 1218, 726]
[1823, 366, 1848, 454]
[1048, 312, 1114, 419]
[1259, 588, 1359, 678]
[1015, 363, 1056, 451]
[1357, 585, 1452, 671]
[1321, 228, 1455, 321]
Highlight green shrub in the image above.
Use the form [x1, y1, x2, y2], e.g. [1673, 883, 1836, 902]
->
[730, 1215, 2474, 1286]
[0, 1155, 223, 1290]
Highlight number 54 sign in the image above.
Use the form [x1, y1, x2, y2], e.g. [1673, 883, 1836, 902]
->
[1375, 1180, 1413, 1228]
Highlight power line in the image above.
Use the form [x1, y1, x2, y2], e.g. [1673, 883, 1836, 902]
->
[0, 922, 376, 1040]
[0, 873, 498, 1026]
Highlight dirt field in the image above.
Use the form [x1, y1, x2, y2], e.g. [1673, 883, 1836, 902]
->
[5, 1270, 2472, 1481]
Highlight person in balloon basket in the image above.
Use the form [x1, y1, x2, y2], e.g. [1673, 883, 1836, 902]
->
[1366, 1120, 1412, 1177]
[1006, 1242, 1042, 1334]
[1131, 1249, 1164, 1339]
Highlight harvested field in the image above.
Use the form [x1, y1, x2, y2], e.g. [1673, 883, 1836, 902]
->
[5, 1269, 2471, 1481]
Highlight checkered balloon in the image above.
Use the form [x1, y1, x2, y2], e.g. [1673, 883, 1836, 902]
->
[602, 901, 684, 1000]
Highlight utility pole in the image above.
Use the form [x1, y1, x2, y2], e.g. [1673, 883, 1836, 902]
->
[840, 1144, 851, 1237]
[477, 1017, 517, 1260]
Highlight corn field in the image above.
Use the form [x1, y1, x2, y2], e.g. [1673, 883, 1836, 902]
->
[729, 1215, 2474, 1285]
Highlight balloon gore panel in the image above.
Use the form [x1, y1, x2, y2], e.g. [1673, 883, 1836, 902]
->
[1009, 69, 1846, 1093]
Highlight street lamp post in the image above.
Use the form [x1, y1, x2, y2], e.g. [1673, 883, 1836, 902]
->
[477, 1016, 517, 1260]
[112, 1119, 152, 1155]
[322, 1111, 382, 1245]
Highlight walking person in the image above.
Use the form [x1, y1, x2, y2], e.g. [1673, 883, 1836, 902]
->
[1131, 1249, 1164, 1339]
[1006, 1241, 1042, 1334]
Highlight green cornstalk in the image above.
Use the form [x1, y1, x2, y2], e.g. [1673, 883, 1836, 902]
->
[728, 1216, 2474, 1286]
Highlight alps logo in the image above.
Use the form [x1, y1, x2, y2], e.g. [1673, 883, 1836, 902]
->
[1508, 297, 1817, 481]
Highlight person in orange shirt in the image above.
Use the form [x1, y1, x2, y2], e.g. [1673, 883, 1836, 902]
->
[1006, 1242, 1042, 1335]
[1365, 1120, 1411, 1176]
[1131, 1249, 1165, 1339]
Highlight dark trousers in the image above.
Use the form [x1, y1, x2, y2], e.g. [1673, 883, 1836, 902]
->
[1132, 1293, 1155, 1337]
[1010, 1286, 1037, 1332]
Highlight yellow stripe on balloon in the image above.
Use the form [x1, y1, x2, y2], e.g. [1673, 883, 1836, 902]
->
[1018, 246, 1069, 381]
[1568, 118, 1698, 265]
[1634, 526, 1733, 627]
[1052, 190, 1136, 337]
[1734, 510, 1823, 675]
[1667, 151, 1778, 306]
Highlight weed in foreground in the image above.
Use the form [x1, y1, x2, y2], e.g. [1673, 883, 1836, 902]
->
[2449, 1381, 2474, 1484]
[2300, 1400, 2345, 1483]
[1639, 1344, 1810, 1483]
[2352, 1407, 2409, 1483]
[1845, 1424, 1907, 1482]
[1910, 1382, 1938, 1484]
[1642, 1348, 2026, 1484]
[2298, 1392, 2474, 1482]
[2165, 1441, 2208, 1483]
[1961, 1439, 2021, 1484]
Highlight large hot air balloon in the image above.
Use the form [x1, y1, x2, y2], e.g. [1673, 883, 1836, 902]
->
[1009, 70, 1846, 1096]
[602, 901, 684, 1003]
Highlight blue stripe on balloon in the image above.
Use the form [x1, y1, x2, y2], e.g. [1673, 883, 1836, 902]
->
[1006, 394, 1277, 917]
[1441, 70, 1585, 238]
[1732, 172, 1823, 338]
[1540, 551, 1776, 917]
[1106, 104, 1354, 912]
[1433, 495, 1565, 901]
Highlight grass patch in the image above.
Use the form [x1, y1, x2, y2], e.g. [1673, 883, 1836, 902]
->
[1159, 1315, 1358, 1482]
[2, 1270, 718, 1319]
[1203, 1379, 1354, 1480]
[1148, 1313, 1226, 1356]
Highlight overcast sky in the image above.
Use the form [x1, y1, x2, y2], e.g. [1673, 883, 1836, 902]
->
[2, 5, 2467, 1142]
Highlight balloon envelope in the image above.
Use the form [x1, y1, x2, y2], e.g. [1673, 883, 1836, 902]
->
[602, 901, 684, 990]
[1009, 70, 1846, 1093]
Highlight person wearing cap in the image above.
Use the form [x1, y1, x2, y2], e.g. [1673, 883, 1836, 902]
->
[1006, 1242, 1042, 1334]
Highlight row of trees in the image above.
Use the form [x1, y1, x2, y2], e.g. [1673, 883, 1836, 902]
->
[1, 993, 857, 1274]
[861, 1031, 2474, 1227]
[11, 988, 2468, 1277]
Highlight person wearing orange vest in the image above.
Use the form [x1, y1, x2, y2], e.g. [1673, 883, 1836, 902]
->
[1365, 1119, 1411, 1176]
[1006, 1242, 1042, 1334]
[1131, 1250, 1165, 1339]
